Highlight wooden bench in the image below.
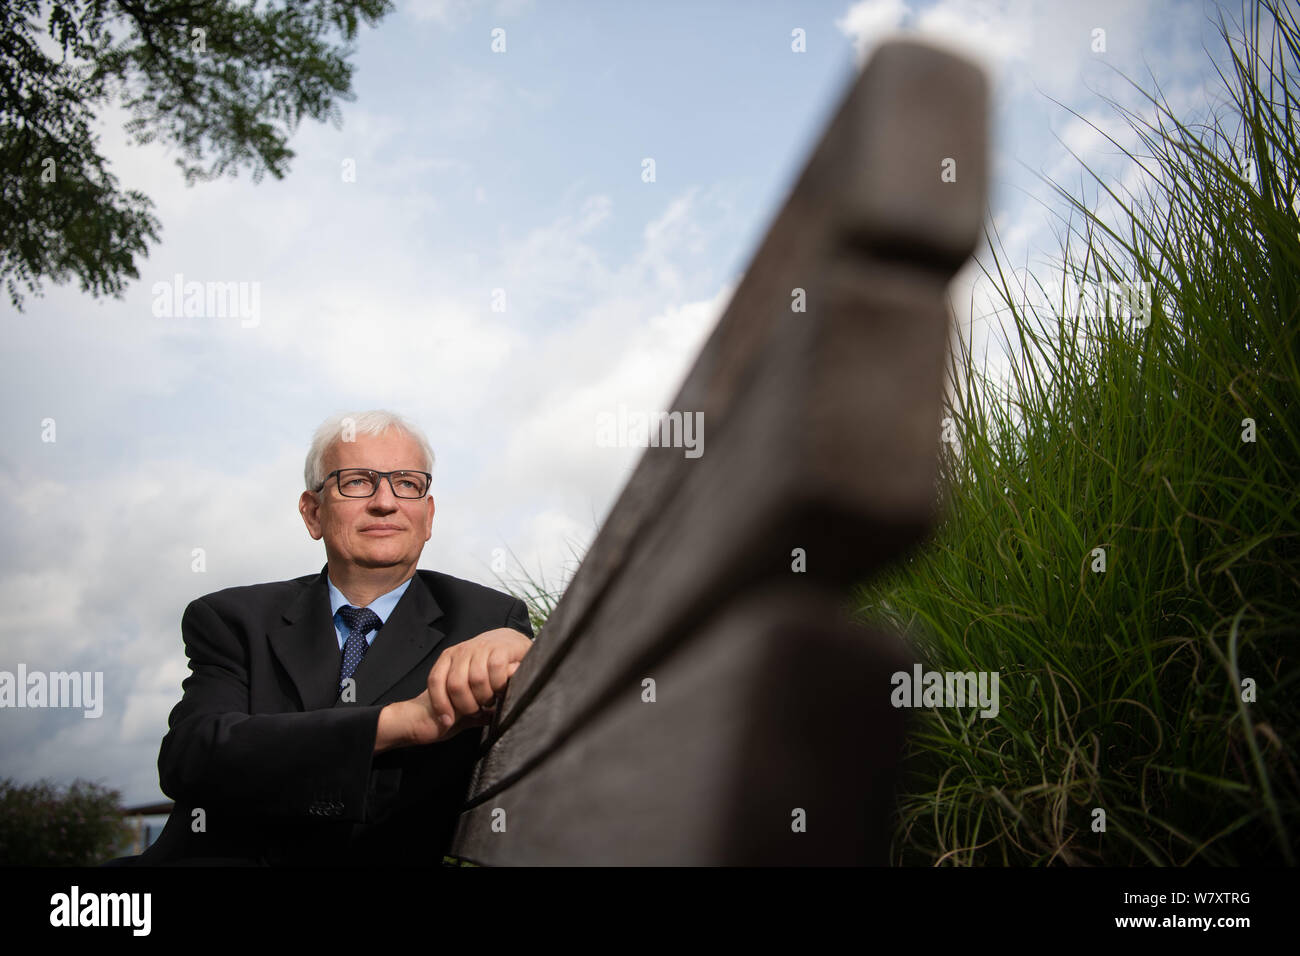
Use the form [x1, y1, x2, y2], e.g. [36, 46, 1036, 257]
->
[450, 38, 990, 865]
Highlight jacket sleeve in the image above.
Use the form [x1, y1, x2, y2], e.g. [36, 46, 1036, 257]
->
[157, 595, 382, 823]
[504, 597, 536, 640]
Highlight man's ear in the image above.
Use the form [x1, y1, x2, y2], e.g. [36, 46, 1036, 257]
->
[300, 490, 324, 541]
[424, 495, 435, 541]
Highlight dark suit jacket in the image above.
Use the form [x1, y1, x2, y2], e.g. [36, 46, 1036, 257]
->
[139, 566, 533, 866]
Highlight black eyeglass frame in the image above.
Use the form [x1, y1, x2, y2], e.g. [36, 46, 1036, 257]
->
[314, 468, 433, 499]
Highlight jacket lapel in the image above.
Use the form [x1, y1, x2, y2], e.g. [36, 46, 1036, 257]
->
[268, 567, 448, 711]
[267, 567, 340, 712]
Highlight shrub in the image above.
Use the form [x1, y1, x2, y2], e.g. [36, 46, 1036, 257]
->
[0, 778, 136, 866]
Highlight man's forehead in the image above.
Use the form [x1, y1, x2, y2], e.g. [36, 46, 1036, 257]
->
[326, 431, 424, 467]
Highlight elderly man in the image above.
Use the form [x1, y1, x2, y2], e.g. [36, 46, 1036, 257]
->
[141, 410, 534, 865]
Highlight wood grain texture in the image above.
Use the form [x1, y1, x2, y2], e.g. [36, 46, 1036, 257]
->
[452, 587, 915, 865]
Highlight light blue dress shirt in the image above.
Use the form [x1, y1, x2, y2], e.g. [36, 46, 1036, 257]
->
[327, 575, 414, 651]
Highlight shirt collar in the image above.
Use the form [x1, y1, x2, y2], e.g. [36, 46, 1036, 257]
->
[327, 573, 415, 625]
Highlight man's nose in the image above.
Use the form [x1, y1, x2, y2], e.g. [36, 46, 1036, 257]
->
[366, 478, 399, 511]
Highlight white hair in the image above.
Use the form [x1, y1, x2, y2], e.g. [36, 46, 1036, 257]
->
[304, 410, 435, 492]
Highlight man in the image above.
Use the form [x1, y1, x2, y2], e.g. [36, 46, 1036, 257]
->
[140, 410, 534, 865]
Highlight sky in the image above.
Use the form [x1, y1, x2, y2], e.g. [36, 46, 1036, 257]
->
[0, 0, 1250, 809]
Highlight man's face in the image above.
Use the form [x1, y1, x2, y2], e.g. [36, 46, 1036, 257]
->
[298, 429, 435, 573]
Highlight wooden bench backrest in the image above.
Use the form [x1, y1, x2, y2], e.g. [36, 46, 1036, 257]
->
[451, 38, 989, 865]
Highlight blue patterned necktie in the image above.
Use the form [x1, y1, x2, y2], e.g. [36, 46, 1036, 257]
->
[338, 605, 382, 693]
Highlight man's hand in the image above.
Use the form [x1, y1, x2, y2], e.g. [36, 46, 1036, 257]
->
[423, 627, 532, 734]
[375, 628, 532, 752]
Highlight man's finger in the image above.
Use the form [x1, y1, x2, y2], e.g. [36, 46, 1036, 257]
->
[426, 654, 455, 728]
[446, 648, 479, 717]
[486, 647, 513, 695]
[466, 646, 496, 708]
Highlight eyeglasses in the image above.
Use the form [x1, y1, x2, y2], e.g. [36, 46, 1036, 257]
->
[316, 469, 432, 499]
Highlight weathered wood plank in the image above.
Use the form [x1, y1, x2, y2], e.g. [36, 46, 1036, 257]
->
[452, 587, 915, 865]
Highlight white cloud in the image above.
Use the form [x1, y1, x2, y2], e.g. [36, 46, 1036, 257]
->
[913, 0, 1032, 73]
[835, 0, 910, 62]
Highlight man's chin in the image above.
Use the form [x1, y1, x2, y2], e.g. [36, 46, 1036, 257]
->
[353, 550, 418, 569]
